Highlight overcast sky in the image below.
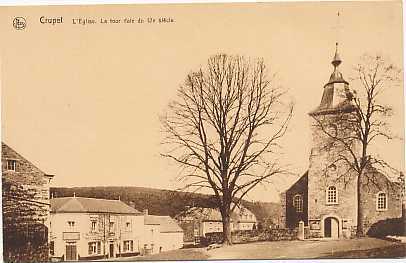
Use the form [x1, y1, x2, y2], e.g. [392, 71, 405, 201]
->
[1, 1, 403, 202]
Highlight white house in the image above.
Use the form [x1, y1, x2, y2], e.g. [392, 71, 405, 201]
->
[143, 213, 184, 254]
[49, 197, 144, 261]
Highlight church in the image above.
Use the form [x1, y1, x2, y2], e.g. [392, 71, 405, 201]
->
[279, 44, 403, 239]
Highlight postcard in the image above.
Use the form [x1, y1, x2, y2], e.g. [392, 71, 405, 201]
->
[0, 1, 404, 262]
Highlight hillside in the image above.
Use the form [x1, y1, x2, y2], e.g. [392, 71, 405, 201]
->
[50, 186, 281, 224]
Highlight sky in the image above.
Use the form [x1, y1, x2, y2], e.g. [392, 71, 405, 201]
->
[0, 1, 404, 202]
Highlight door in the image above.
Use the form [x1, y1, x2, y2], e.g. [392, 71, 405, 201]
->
[324, 218, 331, 237]
[324, 217, 339, 239]
[65, 243, 77, 261]
[330, 218, 339, 239]
[109, 243, 114, 258]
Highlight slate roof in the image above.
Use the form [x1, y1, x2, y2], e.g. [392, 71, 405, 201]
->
[50, 197, 141, 214]
[144, 215, 183, 233]
[308, 44, 356, 116]
[178, 206, 257, 223]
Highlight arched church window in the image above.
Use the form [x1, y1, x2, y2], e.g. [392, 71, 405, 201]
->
[376, 192, 387, 211]
[326, 186, 338, 204]
[293, 194, 303, 213]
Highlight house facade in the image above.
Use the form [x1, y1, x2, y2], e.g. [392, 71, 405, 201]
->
[49, 197, 144, 260]
[2, 142, 54, 262]
[280, 45, 403, 239]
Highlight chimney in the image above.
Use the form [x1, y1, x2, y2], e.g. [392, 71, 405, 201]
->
[143, 209, 148, 215]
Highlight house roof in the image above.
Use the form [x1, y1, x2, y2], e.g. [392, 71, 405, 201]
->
[50, 197, 141, 214]
[178, 206, 257, 223]
[144, 215, 183, 233]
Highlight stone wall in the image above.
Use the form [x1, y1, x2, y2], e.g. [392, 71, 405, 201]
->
[2, 143, 52, 262]
[360, 167, 403, 236]
[201, 229, 298, 245]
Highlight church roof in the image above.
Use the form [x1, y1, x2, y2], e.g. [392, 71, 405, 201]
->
[309, 43, 355, 116]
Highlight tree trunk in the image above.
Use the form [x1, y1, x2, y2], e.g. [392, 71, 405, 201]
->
[356, 173, 364, 237]
[222, 214, 232, 245]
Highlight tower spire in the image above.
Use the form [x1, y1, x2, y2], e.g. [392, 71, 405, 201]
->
[332, 42, 342, 68]
[328, 42, 345, 84]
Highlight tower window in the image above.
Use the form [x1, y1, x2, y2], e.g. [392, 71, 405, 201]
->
[326, 186, 338, 204]
[376, 192, 387, 211]
[293, 194, 303, 212]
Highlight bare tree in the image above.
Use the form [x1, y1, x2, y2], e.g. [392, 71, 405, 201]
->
[311, 54, 401, 236]
[161, 54, 293, 245]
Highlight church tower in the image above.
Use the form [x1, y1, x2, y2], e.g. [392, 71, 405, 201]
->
[307, 43, 359, 239]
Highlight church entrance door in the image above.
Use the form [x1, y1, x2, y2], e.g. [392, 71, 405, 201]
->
[324, 217, 339, 239]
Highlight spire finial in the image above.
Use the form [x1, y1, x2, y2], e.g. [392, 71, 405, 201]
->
[331, 11, 342, 68]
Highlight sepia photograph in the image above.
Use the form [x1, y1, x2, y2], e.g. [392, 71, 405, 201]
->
[0, 0, 405, 262]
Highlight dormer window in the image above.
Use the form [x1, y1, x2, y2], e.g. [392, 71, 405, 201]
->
[376, 192, 388, 211]
[6, 160, 16, 171]
[326, 186, 338, 204]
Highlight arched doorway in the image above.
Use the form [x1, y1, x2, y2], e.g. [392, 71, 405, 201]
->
[324, 217, 339, 239]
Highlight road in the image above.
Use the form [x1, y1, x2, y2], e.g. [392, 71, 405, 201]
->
[98, 237, 404, 261]
[206, 237, 400, 259]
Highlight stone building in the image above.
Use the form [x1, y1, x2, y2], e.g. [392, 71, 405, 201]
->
[2, 142, 54, 262]
[280, 45, 403, 239]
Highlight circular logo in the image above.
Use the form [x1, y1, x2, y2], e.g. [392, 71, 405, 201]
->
[13, 17, 26, 30]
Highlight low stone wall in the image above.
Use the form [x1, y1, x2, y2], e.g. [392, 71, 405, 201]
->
[201, 229, 298, 245]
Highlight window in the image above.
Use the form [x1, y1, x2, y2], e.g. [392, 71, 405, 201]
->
[326, 186, 338, 204]
[126, 222, 131, 231]
[293, 194, 303, 212]
[123, 240, 134, 252]
[88, 242, 100, 255]
[67, 221, 75, 230]
[109, 222, 114, 232]
[6, 160, 16, 171]
[91, 221, 97, 232]
[377, 192, 387, 211]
